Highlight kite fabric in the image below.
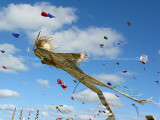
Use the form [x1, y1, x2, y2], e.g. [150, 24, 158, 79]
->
[12, 33, 20, 38]
[41, 11, 55, 18]
[140, 55, 148, 64]
[0, 50, 5, 53]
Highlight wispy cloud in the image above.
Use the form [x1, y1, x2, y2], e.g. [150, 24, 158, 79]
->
[0, 89, 20, 98]
[72, 89, 123, 107]
[0, 104, 16, 110]
[52, 26, 124, 57]
[0, 44, 28, 73]
[36, 79, 51, 88]
[93, 73, 124, 83]
[0, 2, 77, 31]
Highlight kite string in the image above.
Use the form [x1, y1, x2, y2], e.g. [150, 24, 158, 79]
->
[72, 81, 81, 94]
[72, 74, 88, 94]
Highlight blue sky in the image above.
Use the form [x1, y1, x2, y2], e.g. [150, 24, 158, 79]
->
[0, 0, 159, 120]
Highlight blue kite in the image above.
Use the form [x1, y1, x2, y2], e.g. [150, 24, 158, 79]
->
[12, 33, 20, 38]
[0, 50, 5, 53]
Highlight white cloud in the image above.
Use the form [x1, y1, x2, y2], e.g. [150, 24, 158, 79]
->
[158, 49, 160, 55]
[36, 79, 50, 88]
[51, 26, 124, 57]
[0, 104, 16, 110]
[0, 44, 28, 73]
[0, 2, 124, 57]
[0, 89, 20, 98]
[43, 105, 95, 120]
[0, 2, 77, 31]
[32, 62, 43, 68]
[93, 73, 124, 84]
[42, 112, 50, 118]
[72, 89, 123, 107]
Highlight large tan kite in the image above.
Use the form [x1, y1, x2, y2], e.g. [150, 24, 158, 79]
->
[32, 31, 153, 120]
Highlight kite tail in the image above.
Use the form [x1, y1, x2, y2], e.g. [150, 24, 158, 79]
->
[114, 89, 152, 105]
[81, 72, 152, 105]
[150, 99, 160, 105]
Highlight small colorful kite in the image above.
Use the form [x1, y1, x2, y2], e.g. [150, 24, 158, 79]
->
[140, 55, 148, 64]
[100, 44, 104, 48]
[12, 33, 20, 38]
[12, 107, 16, 120]
[155, 81, 160, 85]
[126, 22, 131, 26]
[73, 80, 77, 83]
[0, 50, 5, 53]
[107, 82, 112, 86]
[122, 70, 127, 73]
[71, 96, 74, 100]
[104, 36, 108, 40]
[116, 62, 119, 65]
[3, 66, 7, 69]
[133, 76, 136, 79]
[115, 94, 119, 97]
[41, 11, 55, 18]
